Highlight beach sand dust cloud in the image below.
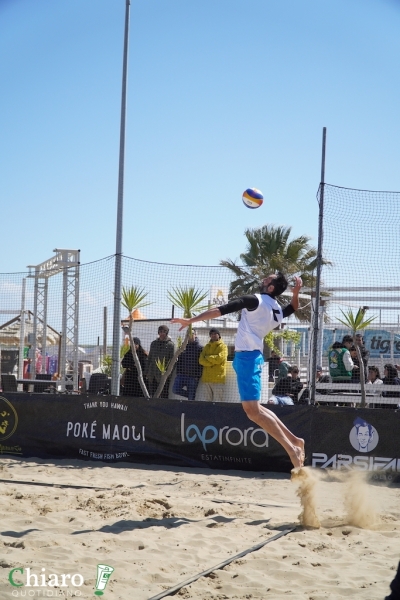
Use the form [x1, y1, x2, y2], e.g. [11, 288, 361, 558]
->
[291, 466, 321, 528]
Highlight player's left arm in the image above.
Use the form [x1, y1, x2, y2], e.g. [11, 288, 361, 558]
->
[171, 307, 222, 331]
[171, 296, 258, 330]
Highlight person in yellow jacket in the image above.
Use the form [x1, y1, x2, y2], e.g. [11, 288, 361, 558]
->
[196, 328, 228, 402]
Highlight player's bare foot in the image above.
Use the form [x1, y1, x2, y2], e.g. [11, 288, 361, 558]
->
[289, 444, 304, 469]
[298, 438, 305, 463]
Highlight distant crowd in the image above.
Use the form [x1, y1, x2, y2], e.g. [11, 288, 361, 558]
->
[121, 324, 228, 402]
[120, 327, 400, 405]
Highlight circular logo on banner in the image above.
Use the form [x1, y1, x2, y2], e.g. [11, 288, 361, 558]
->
[0, 396, 18, 441]
[349, 416, 379, 453]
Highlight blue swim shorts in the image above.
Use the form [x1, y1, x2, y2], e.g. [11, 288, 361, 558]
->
[232, 350, 264, 401]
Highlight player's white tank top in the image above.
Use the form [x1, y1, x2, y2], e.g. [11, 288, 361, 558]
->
[235, 293, 283, 352]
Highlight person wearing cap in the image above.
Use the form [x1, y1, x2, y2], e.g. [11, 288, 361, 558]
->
[196, 328, 228, 402]
[171, 272, 305, 469]
[269, 365, 303, 405]
[146, 325, 175, 398]
[172, 329, 203, 400]
[121, 337, 148, 397]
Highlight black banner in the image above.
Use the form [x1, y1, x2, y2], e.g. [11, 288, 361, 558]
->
[309, 405, 400, 482]
[0, 394, 399, 478]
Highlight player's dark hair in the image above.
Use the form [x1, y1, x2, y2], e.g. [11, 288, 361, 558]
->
[269, 272, 288, 297]
[342, 334, 353, 345]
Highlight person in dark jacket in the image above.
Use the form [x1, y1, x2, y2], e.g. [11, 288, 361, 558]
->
[350, 346, 361, 383]
[269, 365, 303, 404]
[382, 364, 400, 399]
[121, 337, 148, 397]
[146, 325, 175, 398]
[289, 366, 304, 403]
[355, 333, 369, 378]
[172, 329, 203, 400]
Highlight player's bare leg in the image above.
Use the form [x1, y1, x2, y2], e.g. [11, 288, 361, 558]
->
[242, 401, 304, 469]
[259, 404, 305, 463]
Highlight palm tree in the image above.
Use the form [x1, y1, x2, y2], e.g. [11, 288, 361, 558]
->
[337, 307, 376, 407]
[153, 287, 209, 398]
[121, 286, 152, 398]
[220, 224, 330, 322]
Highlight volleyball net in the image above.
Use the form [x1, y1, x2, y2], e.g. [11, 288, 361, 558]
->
[313, 184, 400, 404]
[1, 182, 400, 404]
[0, 256, 241, 390]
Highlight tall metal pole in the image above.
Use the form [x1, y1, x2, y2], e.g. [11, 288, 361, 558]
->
[310, 127, 326, 404]
[111, 0, 131, 396]
[18, 278, 26, 388]
[103, 306, 108, 359]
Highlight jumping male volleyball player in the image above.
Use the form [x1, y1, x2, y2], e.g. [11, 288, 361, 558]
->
[171, 272, 304, 469]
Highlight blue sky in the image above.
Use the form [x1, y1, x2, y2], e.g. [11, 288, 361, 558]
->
[1, 0, 400, 274]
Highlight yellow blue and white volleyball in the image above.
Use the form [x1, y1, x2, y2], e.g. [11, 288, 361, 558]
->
[242, 188, 264, 209]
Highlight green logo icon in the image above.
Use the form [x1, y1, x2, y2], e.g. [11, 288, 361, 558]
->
[94, 564, 114, 596]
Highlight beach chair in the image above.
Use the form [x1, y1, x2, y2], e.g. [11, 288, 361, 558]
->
[88, 373, 110, 395]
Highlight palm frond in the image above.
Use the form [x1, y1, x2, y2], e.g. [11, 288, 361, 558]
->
[121, 286, 152, 313]
[155, 357, 168, 374]
[167, 287, 209, 318]
[220, 223, 331, 323]
[337, 308, 376, 332]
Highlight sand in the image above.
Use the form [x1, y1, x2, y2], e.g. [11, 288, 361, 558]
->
[0, 458, 399, 599]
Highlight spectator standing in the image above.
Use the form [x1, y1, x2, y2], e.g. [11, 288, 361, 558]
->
[146, 325, 175, 398]
[355, 333, 369, 377]
[349, 346, 361, 383]
[121, 337, 148, 398]
[341, 335, 355, 352]
[172, 329, 203, 400]
[328, 340, 356, 382]
[196, 328, 228, 402]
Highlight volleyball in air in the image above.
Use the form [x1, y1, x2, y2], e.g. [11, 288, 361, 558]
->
[242, 188, 264, 209]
